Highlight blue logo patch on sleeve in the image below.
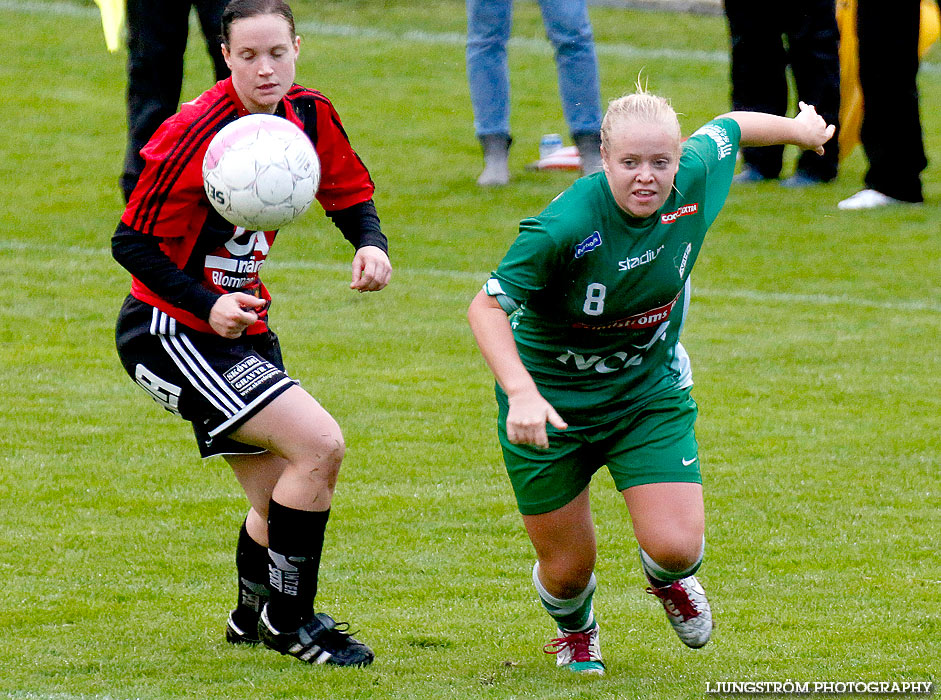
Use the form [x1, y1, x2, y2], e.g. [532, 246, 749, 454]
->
[574, 231, 603, 259]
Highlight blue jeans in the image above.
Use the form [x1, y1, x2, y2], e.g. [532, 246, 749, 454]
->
[466, 0, 602, 138]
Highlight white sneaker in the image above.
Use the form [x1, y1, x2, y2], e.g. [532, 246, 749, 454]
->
[543, 625, 605, 674]
[837, 189, 908, 210]
[646, 576, 712, 648]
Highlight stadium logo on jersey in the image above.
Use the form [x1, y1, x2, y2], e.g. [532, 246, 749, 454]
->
[692, 124, 733, 160]
[572, 289, 680, 331]
[661, 203, 699, 224]
[574, 231, 603, 258]
[618, 244, 664, 271]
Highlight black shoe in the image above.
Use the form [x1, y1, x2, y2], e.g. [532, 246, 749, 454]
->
[258, 604, 375, 666]
[226, 612, 261, 645]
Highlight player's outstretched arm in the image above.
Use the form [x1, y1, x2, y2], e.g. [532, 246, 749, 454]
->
[721, 102, 835, 155]
[467, 290, 567, 448]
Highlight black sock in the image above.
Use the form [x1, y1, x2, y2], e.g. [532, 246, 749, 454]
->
[266, 499, 329, 632]
[232, 519, 270, 630]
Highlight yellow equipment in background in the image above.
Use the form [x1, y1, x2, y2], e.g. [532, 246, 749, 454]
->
[836, 0, 940, 159]
[94, 0, 125, 53]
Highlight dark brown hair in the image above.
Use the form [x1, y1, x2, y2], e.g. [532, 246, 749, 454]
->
[221, 0, 296, 46]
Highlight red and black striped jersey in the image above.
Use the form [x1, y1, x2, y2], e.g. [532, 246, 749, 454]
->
[119, 77, 376, 335]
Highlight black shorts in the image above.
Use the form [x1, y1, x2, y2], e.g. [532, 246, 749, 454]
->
[115, 295, 297, 458]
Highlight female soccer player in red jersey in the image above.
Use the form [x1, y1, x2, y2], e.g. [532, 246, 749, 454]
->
[113, 0, 390, 666]
[468, 86, 833, 674]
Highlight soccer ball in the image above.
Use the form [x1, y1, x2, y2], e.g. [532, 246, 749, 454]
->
[202, 114, 320, 231]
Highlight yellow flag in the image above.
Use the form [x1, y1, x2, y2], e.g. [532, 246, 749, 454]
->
[920, 0, 941, 55]
[94, 0, 125, 53]
[838, 0, 940, 159]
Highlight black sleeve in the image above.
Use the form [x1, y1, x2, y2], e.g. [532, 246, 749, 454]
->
[111, 222, 220, 320]
[326, 199, 388, 255]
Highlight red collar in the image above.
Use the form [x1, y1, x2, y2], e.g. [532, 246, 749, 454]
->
[219, 77, 302, 127]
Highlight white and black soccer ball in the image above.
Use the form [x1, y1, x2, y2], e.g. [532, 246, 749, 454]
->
[202, 114, 319, 231]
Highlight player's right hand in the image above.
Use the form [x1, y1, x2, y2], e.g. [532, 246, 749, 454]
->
[209, 292, 266, 338]
[350, 245, 392, 292]
[506, 390, 568, 449]
[794, 101, 836, 155]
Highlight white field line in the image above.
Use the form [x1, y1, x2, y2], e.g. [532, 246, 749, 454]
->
[2, 0, 940, 73]
[5, 241, 938, 314]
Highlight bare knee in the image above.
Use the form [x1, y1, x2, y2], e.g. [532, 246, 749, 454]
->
[273, 429, 345, 510]
[537, 550, 596, 599]
[313, 428, 345, 467]
[639, 529, 704, 574]
[298, 428, 345, 486]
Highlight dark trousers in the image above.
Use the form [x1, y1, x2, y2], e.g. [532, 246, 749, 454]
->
[122, 0, 230, 201]
[725, 0, 841, 180]
[858, 0, 926, 202]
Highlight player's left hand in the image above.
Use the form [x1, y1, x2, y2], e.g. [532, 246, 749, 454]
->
[351, 245, 392, 292]
[794, 101, 836, 156]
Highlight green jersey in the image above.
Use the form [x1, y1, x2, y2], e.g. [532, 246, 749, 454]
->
[487, 118, 741, 427]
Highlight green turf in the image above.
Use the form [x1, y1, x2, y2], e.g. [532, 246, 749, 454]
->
[1, 1, 939, 698]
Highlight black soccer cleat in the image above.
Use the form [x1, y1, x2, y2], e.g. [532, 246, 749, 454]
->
[257, 605, 375, 666]
[226, 612, 261, 645]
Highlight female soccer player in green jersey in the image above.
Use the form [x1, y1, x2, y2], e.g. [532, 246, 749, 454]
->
[468, 86, 834, 674]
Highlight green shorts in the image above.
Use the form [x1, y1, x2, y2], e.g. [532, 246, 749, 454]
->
[496, 387, 701, 515]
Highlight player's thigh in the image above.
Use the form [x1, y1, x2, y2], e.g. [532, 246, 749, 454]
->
[603, 388, 702, 493]
[230, 384, 344, 465]
[603, 389, 704, 556]
[522, 486, 597, 590]
[115, 298, 297, 459]
[623, 482, 704, 566]
[227, 451, 289, 516]
[497, 409, 599, 516]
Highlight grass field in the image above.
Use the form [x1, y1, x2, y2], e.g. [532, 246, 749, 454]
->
[1, 1, 939, 698]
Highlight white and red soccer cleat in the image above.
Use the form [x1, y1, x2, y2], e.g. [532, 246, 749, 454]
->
[646, 575, 712, 648]
[543, 625, 605, 674]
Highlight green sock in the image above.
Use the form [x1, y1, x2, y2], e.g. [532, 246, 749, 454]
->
[532, 562, 596, 632]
